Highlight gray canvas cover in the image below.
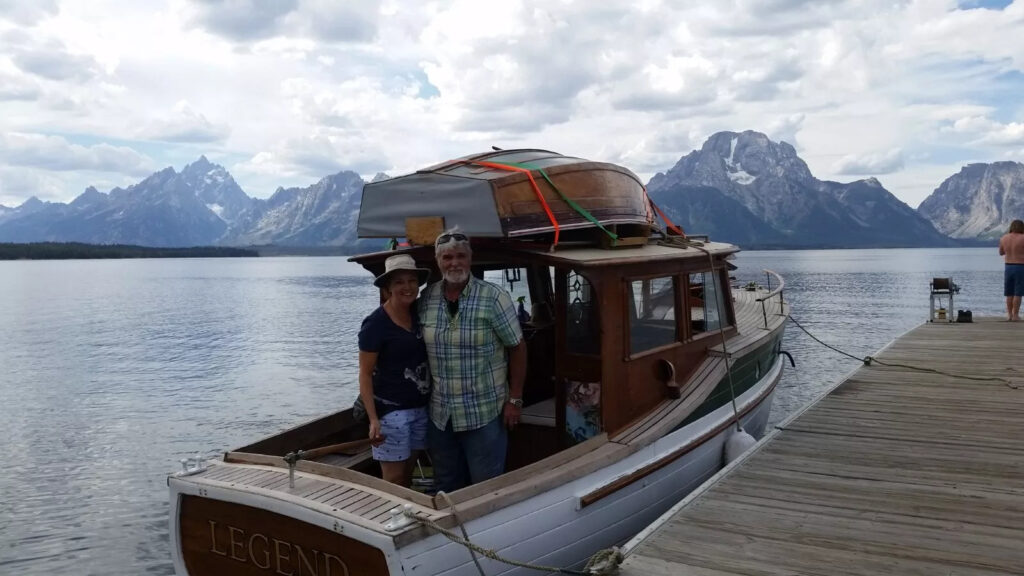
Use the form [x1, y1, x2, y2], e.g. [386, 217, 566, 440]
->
[357, 172, 505, 238]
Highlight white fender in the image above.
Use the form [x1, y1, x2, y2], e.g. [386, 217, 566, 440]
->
[723, 426, 757, 464]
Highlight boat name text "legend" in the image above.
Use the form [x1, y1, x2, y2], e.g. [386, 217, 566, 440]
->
[208, 520, 351, 576]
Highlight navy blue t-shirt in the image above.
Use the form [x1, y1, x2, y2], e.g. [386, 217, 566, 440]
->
[357, 306, 430, 411]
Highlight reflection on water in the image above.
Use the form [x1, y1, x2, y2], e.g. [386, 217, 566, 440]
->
[0, 247, 1006, 575]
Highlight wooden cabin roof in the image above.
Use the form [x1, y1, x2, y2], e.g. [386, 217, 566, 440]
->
[518, 241, 738, 266]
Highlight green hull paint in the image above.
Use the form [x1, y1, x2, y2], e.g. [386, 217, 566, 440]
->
[678, 331, 785, 427]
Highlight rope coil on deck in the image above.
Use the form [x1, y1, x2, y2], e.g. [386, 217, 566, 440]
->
[403, 493, 623, 575]
[788, 315, 1021, 389]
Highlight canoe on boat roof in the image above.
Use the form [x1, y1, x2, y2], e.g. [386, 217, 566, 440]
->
[357, 149, 653, 241]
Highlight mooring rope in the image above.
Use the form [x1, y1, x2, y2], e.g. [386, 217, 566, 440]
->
[654, 234, 745, 424]
[788, 315, 1021, 389]
[403, 498, 623, 575]
[435, 492, 486, 575]
[697, 245, 743, 430]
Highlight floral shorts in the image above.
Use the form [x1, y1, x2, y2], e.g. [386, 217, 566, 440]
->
[372, 407, 428, 462]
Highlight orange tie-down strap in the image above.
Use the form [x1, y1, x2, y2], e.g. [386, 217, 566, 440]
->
[471, 160, 562, 247]
[645, 189, 685, 237]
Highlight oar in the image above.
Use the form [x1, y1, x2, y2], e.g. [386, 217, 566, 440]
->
[296, 437, 380, 460]
[283, 437, 382, 488]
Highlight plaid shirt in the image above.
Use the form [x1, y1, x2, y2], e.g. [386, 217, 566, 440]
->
[418, 276, 523, 432]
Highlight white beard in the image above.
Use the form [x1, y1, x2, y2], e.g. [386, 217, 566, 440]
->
[444, 269, 469, 284]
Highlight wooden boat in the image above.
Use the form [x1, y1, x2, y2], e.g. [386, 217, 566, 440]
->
[168, 150, 790, 576]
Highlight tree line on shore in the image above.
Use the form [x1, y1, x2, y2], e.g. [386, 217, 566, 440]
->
[0, 242, 258, 260]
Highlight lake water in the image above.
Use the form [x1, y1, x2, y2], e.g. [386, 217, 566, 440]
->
[0, 247, 1007, 575]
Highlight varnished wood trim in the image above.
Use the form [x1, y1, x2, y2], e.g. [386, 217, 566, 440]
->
[439, 433, 610, 506]
[225, 452, 284, 466]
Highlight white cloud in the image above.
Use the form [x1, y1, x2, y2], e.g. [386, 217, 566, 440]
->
[943, 116, 1024, 146]
[3, 32, 101, 82]
[140, 101, 231, 143]
[0, 0, 59, 26]
[186, 0, 299, 41]
[0, 132, 155, 174]
[0, 167, 67, 203]
[185, 0, 380, 43]
[832, 148, 905, 175]
[0, 71, 40, 101]
[234, 131, 391, 192]
[767, 114, 804, 148]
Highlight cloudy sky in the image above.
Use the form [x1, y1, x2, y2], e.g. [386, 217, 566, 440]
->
[1, 0, 1021, 209]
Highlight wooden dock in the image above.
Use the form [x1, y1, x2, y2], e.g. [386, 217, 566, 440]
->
[617, 317, 1024, 575]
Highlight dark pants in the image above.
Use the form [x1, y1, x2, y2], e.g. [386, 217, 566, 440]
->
[1005, 264, 1024, 296]
[428, 415, 507, 493]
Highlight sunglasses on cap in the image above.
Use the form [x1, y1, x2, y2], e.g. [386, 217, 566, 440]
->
[435, 232, 469, 246]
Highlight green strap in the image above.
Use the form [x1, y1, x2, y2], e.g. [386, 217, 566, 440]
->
[489, 160, 619, 242]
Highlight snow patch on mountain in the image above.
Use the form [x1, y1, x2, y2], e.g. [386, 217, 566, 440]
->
[722, 136, 757, 185]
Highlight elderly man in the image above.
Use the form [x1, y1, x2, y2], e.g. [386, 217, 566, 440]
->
[419, 229, 527, 492]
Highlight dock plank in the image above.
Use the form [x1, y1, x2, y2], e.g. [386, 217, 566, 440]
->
[618, 318, 1024, 575]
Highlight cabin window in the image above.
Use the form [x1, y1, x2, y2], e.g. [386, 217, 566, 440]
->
[628, 276, 678, 353]
[488, 267, 533, 322]
[565, 270, 599, 355]
[688, 271, 725, 335]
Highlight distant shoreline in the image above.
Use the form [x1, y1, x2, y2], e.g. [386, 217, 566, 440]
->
[0, 239, 998, 260]
[0, 242, 258, 260]
[739, 240, 996, 250]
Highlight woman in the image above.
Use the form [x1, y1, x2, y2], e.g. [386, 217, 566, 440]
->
[358, 254, 432, 485]
[999, 219, 1024, 321]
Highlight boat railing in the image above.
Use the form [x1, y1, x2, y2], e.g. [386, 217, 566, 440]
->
[755, 269, 785, 328]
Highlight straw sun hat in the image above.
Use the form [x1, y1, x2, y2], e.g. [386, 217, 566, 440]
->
[373, 254, 431, 288]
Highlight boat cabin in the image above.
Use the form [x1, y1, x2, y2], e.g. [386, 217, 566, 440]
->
[229, 148, 745, 484]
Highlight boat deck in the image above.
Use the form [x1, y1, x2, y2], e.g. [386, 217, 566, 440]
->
[183, 463, 447, 533]
[618, 317, 1024, 575]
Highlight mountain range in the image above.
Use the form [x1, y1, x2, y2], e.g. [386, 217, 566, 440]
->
[647, 131, 960, 248]
[917, 161, 1024, 240]
[1, 132, 1020, 250]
